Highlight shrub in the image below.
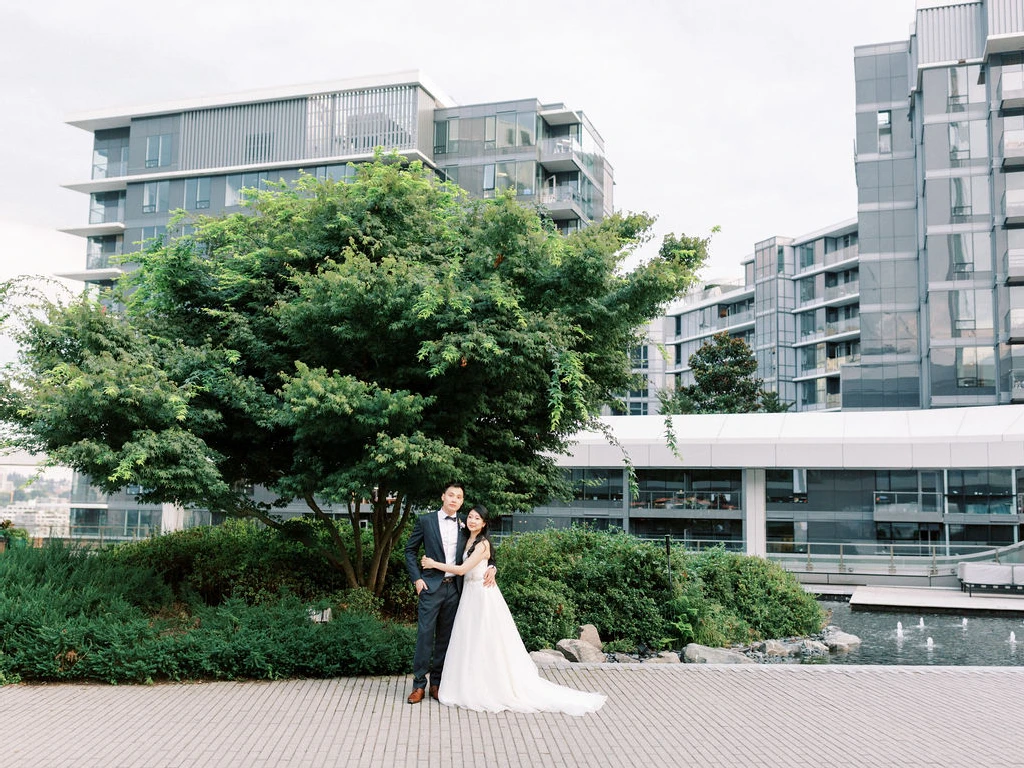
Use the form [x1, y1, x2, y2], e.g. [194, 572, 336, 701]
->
[500, 577, 578, 651]
[497, 526, 674, 648]
[689, 547, 824, 639]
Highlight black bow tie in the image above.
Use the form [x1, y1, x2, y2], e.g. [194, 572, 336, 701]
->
[443, 516, 458, 522]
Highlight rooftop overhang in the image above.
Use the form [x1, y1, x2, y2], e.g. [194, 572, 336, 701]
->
[66, 70, 455, 133]
[559, 406, 1024, 471]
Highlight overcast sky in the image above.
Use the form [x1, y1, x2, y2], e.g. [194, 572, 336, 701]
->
[0, 0, 919, 301]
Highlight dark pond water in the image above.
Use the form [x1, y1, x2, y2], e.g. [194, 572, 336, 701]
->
[818, 598, 1024, 666]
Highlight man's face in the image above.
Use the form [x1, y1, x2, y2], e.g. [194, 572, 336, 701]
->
[441, 486, 464, 516]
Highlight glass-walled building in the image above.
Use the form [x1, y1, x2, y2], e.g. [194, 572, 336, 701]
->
[523, 408, 1024, 562]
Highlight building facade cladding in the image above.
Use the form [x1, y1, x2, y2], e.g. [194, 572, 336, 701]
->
[61, 73, 613, 538]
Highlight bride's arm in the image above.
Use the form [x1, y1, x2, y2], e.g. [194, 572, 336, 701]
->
[421, 541, 490, 576]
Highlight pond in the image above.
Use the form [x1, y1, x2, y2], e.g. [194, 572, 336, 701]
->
[818, 598, 1024, 666]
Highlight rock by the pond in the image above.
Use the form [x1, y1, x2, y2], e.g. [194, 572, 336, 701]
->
[798, 639, 830, 658]
[821, 625, 862, 652]
[530, 649, 571, 667]
[556, 638, 607, 663]
[683, 643, 755, 664]
[643, 651, 681, 664]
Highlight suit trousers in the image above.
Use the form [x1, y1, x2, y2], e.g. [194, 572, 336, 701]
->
[412, 579, 460, 690]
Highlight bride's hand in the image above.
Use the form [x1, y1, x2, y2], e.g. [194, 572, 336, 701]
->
[421, 555, 436, 568]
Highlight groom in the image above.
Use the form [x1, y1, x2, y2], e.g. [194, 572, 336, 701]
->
[404, 481, 494, 703]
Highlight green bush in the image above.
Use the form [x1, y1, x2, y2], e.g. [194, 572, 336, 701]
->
[497, 526, 675, 649]
[500, 577, 579, 651]
[0, 539, 414, 684]
[689, 547, 824, 639]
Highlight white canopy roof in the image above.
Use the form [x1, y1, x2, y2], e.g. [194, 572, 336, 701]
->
[562, 406, 1024, 470]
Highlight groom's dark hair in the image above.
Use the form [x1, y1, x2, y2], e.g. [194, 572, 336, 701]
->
[443, 481, 465, 492]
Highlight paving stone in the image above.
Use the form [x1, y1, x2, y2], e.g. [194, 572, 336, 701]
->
[1, 666, 1024, 767]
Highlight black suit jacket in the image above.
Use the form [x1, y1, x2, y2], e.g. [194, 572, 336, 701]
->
[404, 510, 468, 593]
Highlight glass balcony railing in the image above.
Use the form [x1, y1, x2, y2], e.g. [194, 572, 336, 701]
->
[824, 281, 859, 301]
[1007, 308, 1024, 341]
[826, 354, 860, 372]
[1001, 129, 1024, 164]
[825, 318, 860, 336]
[717, 309, 754, 329]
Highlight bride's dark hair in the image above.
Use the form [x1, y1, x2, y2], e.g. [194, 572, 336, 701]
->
[465, 504, 493, 563]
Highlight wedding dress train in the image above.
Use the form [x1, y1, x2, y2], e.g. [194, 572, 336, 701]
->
[438, 556, 606, 716]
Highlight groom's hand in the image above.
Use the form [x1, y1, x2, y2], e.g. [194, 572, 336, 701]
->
[415, 578, 427, 595]
[483, 566, 497, 588]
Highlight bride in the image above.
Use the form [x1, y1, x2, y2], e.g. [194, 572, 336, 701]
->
[420, 505, 606, 716]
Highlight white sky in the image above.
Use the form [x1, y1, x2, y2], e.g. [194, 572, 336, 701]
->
[0, 0, 919, 312]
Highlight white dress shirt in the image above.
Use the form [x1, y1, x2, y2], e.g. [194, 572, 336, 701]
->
[437, 509, 460, 567]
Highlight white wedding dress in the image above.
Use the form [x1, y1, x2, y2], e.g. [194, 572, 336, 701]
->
[438, 552, 606, 716]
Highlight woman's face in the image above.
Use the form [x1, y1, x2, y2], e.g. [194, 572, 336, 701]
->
[465, 509, 485, 532]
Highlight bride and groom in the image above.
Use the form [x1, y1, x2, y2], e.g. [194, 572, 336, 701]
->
[403, 482, 605, 716]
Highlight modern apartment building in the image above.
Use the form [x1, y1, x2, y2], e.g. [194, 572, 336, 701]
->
[656, 0, 1024, 416]
[61, 71, 613, 290]
[58, 71, 613, 538]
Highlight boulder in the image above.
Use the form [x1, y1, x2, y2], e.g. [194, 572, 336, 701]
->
[821, 625, 862, 652]
[761, 639, 801, 657]
[530, 649, 571, 667]
[612, 652, 639, 664]
[798, 639, 829, 658]
[578, 623, 603, 650]
[556, 638, 607, 663]
[643, 651, 681, 664]
[683, 643, 755, 664]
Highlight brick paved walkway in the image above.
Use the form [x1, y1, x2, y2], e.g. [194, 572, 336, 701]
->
[2, 665, 1023, 767]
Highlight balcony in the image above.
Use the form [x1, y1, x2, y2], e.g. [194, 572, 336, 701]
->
[999, 68, 1024, 111]
[826, 353, 860, 372]
[538, 137, 597, 176]
[1012, 370, 1024, 402]
[1007, 308, 1024, 343]
[825, 392, 842, 409]
[1002, 129, 1024, 168]
[1003, 190, 1024, 226]
[1006, 246, 1024, 285]
[538, 185, 589, 221]
[823, 280, 860, 304]
[825, 318, 860, 338]
[716, 308, 754, 330]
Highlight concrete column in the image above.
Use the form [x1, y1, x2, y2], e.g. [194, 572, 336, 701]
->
[742, 468, 767, 557]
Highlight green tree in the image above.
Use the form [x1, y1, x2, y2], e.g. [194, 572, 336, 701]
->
[659, 332, 790, 414]
[0, 157, 705, 594]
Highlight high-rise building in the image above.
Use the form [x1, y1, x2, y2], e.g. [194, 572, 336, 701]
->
[58, 71, 613, 539]
[661, 0, 1024, 415]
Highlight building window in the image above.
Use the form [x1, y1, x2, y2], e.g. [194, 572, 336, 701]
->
[877, 111, 892, 154]
[630, 345, 649, 369]
[138, 225, 167, 249]
[145, 134, 172, 168]
[434, 118, 458, 154]
[628, 401, 648, 415]
[482, 164, 495, 198]
[956, 347, 995, 388]
[142, 181, 170, 214]
[185, 177, 211, 210]
[88, 191, 125, 224]
[226, 171, 269, 206]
